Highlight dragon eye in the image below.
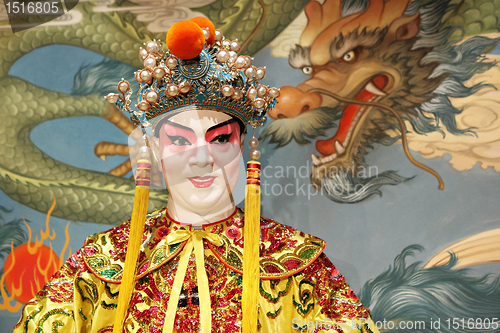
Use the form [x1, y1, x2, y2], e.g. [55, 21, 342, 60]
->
[302, 66, 313, 75]
[342, 50, 357, 63]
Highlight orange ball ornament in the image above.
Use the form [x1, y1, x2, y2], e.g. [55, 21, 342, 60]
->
[189, 17, 216, 46]
[166, 20, 205, 59]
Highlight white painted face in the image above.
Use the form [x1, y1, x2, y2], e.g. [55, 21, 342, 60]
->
[158, 109, 243, 223]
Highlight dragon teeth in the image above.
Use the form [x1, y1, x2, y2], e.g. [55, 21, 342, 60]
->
[311, 153, 338, 166]
[365, 81, 387, 96]
[335, 140, 346, 155]
[320, 154, 337, 164]
[311, 154, 321, 166]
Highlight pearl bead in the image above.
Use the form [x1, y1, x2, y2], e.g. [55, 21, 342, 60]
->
[140, 70, 152, 82]
[145, 90, 158, 103]
[245, 56, 253, 67]
[232, 88, 243, 100]
[249, 138, 259, 148]
[215, 29, 223, 41]
[144, 56, 156, 69]
[244, 67, 255, 78]
[167, 57, 178, 69]
[203, 28, 210, 41]
[105, 93, 118, 103]
[222, 85, 234, 97]
[247, 87, 257, 99]
[253, 98, 265, 109]
[118, 80, 130, 93]
[139, 145, 150, 159]
[223, 39, 231, 48]
[179, 81, 191, 93]
[255, 68, 265, 80]
[137, 101, 150, 111]
[153, 67, 166, 79]
[268, 87, 280, 98]
[167, 84, 179, 97]
[235, 56, 246, 68]
[257, 86, 267, 98]
[135, 71, 143, 83]
[228, 51, 237, 63]
[145, 41, 159, 53]
[230, 41, 240, 52]
[216, 50, 229, 63]
[249, 148, 261, 160]
[139, 48, 148, 59]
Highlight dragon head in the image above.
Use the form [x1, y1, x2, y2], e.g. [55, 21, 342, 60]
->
[262, 0, 454, 202]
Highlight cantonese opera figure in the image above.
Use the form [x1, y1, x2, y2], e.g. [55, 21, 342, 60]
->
[14, 18, 380, 333]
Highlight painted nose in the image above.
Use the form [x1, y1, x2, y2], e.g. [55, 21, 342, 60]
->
[268, 86, 322, 119]
[194, 143, 214, 168]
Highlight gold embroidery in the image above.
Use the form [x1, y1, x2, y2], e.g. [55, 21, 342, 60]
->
[82, 207, 325, 281]
[260, 278, 292, 303]
[35, 308, 74, 332]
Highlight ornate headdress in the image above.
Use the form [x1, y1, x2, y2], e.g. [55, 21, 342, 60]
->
[106, 17, 275, 333]
[105, 17, 279, 132]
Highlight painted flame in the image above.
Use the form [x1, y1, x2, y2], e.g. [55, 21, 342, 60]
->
[0, 198, 72, 311]
[0, 243, 23, 312]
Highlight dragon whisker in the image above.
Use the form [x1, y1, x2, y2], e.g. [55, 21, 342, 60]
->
[311, 88, 444, 190]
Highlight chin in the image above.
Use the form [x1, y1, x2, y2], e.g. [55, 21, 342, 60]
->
[187, 189, 230, 209]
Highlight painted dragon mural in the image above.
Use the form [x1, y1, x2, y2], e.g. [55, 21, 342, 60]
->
[1, 1, 500, 332]
[1, 0, 500, 220]
[361, 245, 500, 333]
[262, 0, 500, 202]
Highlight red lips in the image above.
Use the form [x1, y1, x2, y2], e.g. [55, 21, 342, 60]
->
[189, 176, 216, 188]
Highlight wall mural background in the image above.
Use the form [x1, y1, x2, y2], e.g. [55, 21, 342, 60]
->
[1, 0, 500, 331]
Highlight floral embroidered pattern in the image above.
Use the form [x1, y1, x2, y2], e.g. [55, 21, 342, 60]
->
[15, 211, 376, 333]
[293, 280, 316, 316]
[207, 209, 326, 279]
[259, 278, 292, 303]
[82, 207, 326, 281]
[82, 208, 188, 282]
[225, 226, 241, 239]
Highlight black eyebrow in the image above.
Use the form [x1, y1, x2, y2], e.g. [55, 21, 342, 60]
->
[164, 121, 194, 133]
[163, 118, 237, 136]
[206, 119, 237, 133]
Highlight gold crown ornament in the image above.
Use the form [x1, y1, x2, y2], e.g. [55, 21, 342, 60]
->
[105, 17, 280, 132]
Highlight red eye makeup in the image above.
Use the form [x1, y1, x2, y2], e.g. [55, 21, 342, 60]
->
[205, 121, 240, 144]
